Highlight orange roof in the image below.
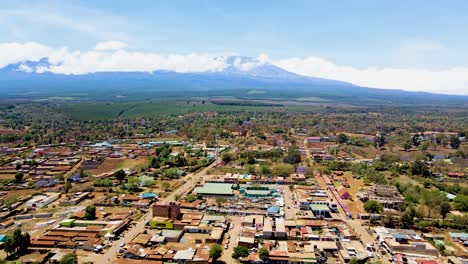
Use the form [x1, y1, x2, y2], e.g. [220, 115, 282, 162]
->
[447, 172, 465, 177]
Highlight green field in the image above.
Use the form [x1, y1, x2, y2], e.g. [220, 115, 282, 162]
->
[52, 99, 341, 121]
[55, 100, 279, 120]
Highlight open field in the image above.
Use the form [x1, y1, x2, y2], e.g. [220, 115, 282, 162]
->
[344, 171, 365, 215]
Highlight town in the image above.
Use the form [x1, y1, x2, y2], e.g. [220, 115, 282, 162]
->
[0, 115, 466, 264]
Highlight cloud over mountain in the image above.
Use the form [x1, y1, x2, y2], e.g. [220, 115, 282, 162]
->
[272, 56, 468, 95]
[1, 41, 468, 95]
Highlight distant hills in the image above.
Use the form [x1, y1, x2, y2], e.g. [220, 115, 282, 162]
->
[0, 56, 467, 105]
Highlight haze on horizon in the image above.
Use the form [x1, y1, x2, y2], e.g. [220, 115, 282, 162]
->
[1, 0, 468, 95]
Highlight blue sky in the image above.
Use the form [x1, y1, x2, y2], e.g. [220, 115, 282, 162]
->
[1, 0, 468, 94]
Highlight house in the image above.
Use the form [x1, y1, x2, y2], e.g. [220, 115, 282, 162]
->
[26, 193, 61, 208]
[337, 186, 351, 200]
[149, 217, 174, 229]
[81, 159, 102, 170]
[375, 227, 439, 257]
[160, 229, 183, 242]
[152, 201, 180, 220]
[449, 232, 468, 243]
[359, 185, 403, 210]
[306, 137, 322, 143]
[447, 172, 465, 178]
[173, 249, 195, 262]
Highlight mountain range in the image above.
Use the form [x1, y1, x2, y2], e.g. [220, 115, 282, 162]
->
[0, 56, 467, 105]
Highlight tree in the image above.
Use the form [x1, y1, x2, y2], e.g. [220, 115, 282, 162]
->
[232, 246, 249, 259]
[3, 229, 30, 257]
[13, 229, 22, 252]
[174, 193, 181, 201]
[3, 237, 15, 257]
[63, 180, 72, 196]
[259, 164, 271, 175]
[245, 164, 256, 174]
[60, 253, 78, 264]
[284, 145, 301, 164]
[421, 191, 446, 218]
[150, 157, 160, 168]
[84, 205, 96, 220]
[114, 169, 126, 183]
[439, 202, 451, 221]
[271, 163, 294, 176]
[336, 133, 349, 144]
[18, 232, 30, 254]
[161, 182, 171, 192]
[449, 135, 461, 149]
[209, 243, 223, 261]
[364, 200, 383, 214]
[400, 206, 416, 228]
[453, 195, 468, 212]
[403, 141, 412, 151]
[221, 152, 232, 163]
[14, 172, 24, 183]
[374, 134, 386, 149]
[349, 258, 358, 264]
[259, 247, 269, 261]
[411, 160, 430, 177]
[186, 194, 196, 203]
[411, 134, 421, 147]
[164, 167, 179, 179]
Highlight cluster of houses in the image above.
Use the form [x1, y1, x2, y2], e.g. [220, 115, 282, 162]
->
[306, 136, 355, 162]
[237, 214, 369, 263]
[118, 201, 229, 263]
[31, 207, 134, 251]
[207, 172, 309, 185]
[374, 227, 441, 262]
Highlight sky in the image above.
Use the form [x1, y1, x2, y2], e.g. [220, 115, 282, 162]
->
[1, 0, 468, 94]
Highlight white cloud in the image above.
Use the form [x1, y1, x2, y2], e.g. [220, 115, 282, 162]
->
[1, 41, 468, 95]
[0, 41, 227, 74]
[94, 41, 127, 51]
[272, 56, 468, 95]
[0, 42, 53, 68]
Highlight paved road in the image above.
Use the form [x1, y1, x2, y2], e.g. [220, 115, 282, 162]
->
[97, 151, 231, 263]
[220, 216, 241, 264]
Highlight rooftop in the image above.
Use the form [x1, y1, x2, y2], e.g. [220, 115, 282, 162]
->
[193, 183, 233, 195]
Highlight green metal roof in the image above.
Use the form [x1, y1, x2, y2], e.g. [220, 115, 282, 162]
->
[310, 204, 330, 211]
[193, 183, 233, 195]
[245, 189, 271, 195]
